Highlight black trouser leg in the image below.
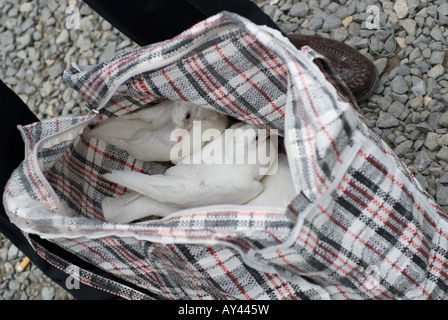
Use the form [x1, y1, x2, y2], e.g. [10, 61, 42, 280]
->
[82, 0, 282, 46]
[0, 81, 123, 299]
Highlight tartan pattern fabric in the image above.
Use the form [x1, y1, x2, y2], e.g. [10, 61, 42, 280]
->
[3, 12, 448, 299]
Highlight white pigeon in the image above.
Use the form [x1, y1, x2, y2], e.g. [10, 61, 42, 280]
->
[101, 191, 179, 223]
[86, 100, 229, 162]
[168, 101, 229, 163]
[102, 122, 278, 223]
[244, 153, 296, 207]
[85, 101, 174, 143]
[102, 153, 296, 224]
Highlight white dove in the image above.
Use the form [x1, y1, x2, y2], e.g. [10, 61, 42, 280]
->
[101, 191, 178, 223]
[86, 100, 228, 162]
[168, 101, 229, 163]
[244, 153, 296, 207]
[102, 122, 278, 223]
[85, 101, 173, 142]
[102, 153, 296, 224]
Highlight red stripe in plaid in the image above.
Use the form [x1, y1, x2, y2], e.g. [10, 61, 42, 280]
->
[103, 238, 162, 286]
[242, 33, 288, 84]
[80, 136, 145, 173]
[35, 243, 117, 297]
[335, 286, 351, 300]
[360, 150, 436, 229]
[293, 86, 328, 195]
[317, 204, 434, 299]
[107, 98, 135, 114]
[207, 247, 252, 300]
[274, 248, 305, 274]
[429, 252, 448, 282]
[31, 238, 138, 299]
[84, 49, 151, 102]
[46, 172, 104, 220]
[152, 245, 211, 299]
[215, 43, 285, 118]
[133, 96, 157, 105]
[297, 228, 393, 299]
[57, 147, 125, 195]
[293, 59, 342, 165]
[341, 177, 431, 258]
[265, 273, 297, 300]
[161, 69, 188, 101]
[185, 55, 259, 125]
[431, 202, 448, 219]
[271, 246, 350, 297]
[262, 230, 283, 245]
[54, 117, 60, 133]
[66, 238, 157, 292]
[150, 210, 287, 245]
[167, 245, 231, 299]
[135, 78, 155, 98]
[23, 153, 54, 208]
[21, 125, 34, 146]
[435, 227, 448, 245]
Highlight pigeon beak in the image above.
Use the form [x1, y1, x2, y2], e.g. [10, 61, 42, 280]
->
[183, 120, 190, 131]
[173, 128, 187, 145]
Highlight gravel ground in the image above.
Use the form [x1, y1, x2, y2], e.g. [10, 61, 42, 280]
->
[0, 0, 447, 300]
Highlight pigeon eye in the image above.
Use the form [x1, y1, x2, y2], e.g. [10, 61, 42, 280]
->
[185, 112, 191, 120]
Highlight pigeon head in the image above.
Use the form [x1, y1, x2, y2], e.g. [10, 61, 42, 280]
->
[170, 101, 198, 145]
[171, 101, 228, 146]
[171, 101, 200, 130]
[171, 101, 225, 130]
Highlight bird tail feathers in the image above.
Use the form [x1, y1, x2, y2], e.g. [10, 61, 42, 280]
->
[102, 192, 178, 223]
[103, 171, 186, 204]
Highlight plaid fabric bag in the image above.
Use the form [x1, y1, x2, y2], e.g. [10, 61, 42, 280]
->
[3, 12, 448, 300]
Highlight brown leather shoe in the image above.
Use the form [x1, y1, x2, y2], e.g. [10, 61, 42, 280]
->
[287, 34, 378, 103]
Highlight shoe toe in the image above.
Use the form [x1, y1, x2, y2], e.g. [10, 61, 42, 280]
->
[287, 34, 379, 103]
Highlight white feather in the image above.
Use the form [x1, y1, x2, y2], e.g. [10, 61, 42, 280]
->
[102, 122, 278, 223]
[244, 153, 296, 207]
[86, 100, 229, 162]
[101, 192, 178, 223]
